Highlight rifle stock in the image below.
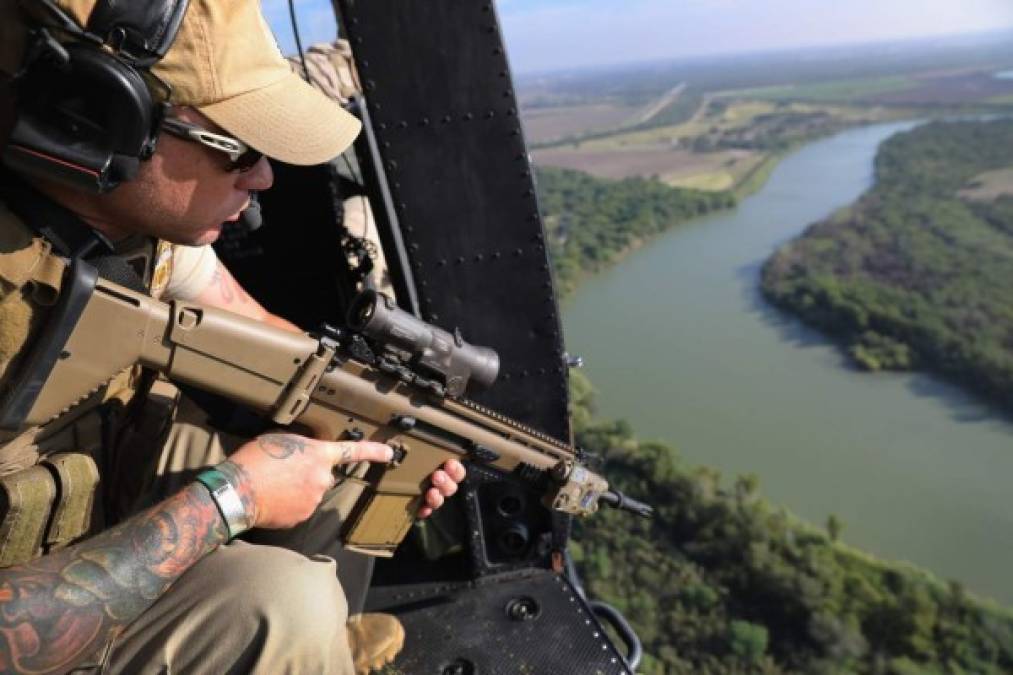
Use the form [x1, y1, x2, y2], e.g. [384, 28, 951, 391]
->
[15, 277, 649, 557]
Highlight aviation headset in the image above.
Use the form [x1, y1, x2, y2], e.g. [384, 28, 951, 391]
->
[2, 0, 191, 193]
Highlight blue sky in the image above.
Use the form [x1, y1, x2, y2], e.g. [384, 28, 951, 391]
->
[265, 0, 1013, 74]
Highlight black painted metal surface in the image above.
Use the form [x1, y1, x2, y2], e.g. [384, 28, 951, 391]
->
[216, 162, 354, 330]
[366, 569, 633, 675]
[335, 0, 571, 444]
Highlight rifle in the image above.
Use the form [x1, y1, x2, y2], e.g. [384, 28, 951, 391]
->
[0, 260, 651, 556]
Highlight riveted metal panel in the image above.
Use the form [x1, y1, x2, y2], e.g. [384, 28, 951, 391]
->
[335, 0, 571, 444]
[366, 570, 633, 675]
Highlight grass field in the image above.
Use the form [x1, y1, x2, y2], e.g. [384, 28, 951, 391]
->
[719, 70, 1013, 107]
[523, 64, 1001, 199]
[872, 71, 1013, 105]
[530, 97, 905, 196]
[572, 100, 882, 151]
[959, 167, 1013, 201]
[522, 103, 640, 144]
[720, 75, 919, 103]
[531, 146, 727, 182]
[662, 151, 764, 191]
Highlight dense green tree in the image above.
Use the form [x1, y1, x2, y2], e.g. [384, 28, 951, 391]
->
[534, 124, 1013, 671]
[762, 119, 1013, 413]
[568, 370, 1013, 674]
[826, 514, 844, 542]
[535, 166, 735, 298]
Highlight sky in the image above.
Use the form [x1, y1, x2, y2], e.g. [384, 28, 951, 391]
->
[265, 0, 1013, 75]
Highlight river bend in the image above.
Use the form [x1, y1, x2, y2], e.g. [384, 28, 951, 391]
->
[561, 121, 1013, 605]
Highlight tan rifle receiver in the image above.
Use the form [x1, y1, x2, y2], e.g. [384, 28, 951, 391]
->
[9, 274, 651, 556]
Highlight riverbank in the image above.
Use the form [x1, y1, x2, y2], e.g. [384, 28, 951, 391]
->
[560, 121, 1013, 611]
[538, 147, 793, 303]
[532, 94, 918, 194]
[535, 166, 735, 299]
[761, 118, 1013, 415]
[537, 115, 923, 303]
[570, 371, 1013, 675]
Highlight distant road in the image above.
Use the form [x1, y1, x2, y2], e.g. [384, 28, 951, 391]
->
[628, 83, 686, 127]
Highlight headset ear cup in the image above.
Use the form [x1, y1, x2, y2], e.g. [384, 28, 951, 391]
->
[7, 41, 156, 191]
[41, 44, 155, 157]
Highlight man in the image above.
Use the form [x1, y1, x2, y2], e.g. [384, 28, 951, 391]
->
[0, 0, 464, 673]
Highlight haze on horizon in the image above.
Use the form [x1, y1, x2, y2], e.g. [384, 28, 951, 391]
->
[267, 0, 1013, 75]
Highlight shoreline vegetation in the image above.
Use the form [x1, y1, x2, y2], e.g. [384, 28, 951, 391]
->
[568, 371, 1013, 674]
[537, 120, 1013, 672]
[526, 54, 1013, 215]
[536, 107, 937, 302]
[761, 119, 1013, 415]
[536, 166, 735, 299]
[537, 129, 833, 303]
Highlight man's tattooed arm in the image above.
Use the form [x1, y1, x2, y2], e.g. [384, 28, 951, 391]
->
[195, 261, 301, 333]
[257, 433, 307, 460]
[0, 460, 255, 674]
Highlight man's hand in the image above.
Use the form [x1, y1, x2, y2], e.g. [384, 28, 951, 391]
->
[229, 433, 392, 529]
[196, 263, 467, 524]
[420, 459, 466, 519]
[228, 433, 467, 529]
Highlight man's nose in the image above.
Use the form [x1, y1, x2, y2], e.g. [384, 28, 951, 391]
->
[236, 156, 273, 191]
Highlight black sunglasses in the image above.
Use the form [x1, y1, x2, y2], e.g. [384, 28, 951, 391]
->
[160, 117, 265, 172]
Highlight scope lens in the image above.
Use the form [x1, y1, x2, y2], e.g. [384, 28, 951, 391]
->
[357, 302, 373, 323]
[348, 291, 377, 329]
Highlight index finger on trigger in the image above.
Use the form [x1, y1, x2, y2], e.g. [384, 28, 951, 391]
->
[330, 441, 394, 466]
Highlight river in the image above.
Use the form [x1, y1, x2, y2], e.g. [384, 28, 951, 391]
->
[560, 121, 1013, 605]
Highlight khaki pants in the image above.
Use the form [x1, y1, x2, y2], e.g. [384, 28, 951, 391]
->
[99, 393, 371, 674]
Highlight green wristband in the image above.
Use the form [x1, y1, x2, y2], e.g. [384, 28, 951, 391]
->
[195, 468, 251, 541]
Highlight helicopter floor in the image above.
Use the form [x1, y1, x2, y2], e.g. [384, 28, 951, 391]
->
[366, 568, 632, 675]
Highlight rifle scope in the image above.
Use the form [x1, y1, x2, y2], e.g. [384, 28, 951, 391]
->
[348, 290, 500, 397]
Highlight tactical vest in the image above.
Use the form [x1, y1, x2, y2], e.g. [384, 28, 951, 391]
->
[0, 195, 172, 566]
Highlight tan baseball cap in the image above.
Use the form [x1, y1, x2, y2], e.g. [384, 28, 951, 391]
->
[1, 0, 361, 166]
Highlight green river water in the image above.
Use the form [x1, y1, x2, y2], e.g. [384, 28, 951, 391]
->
[560, 121, 1013, 606]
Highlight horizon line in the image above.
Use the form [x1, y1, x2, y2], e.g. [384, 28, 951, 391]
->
[511, 25, 1013, 79]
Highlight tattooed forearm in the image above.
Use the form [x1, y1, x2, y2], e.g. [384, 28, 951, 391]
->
[0, 483, 229, 673]
[217, 460, 259, 524]
[257, 433, 307, 459]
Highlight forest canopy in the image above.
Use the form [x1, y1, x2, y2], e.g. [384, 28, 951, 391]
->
[570, 371, 1013, 674]
[762, 119, 1013, 412]
[535, 166, 734, 297]
[534, 153, 1013, 672]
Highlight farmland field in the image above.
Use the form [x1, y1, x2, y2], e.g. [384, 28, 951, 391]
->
[532, 145, 761, 190]
[522, 103, 640, 144]
[719, 70, 1013, 106]
[520, 44, 1013, 199]
[723, 75, 919, 103]
[530, 98, 904, 193]
[556, 101, 893, 151]
[959, 167, 1013, 201]
[870, 71, 1013, 104]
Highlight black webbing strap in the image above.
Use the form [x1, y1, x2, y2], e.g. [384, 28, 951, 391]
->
[0, 168, 146, 291]
[0, 168, 148, 430]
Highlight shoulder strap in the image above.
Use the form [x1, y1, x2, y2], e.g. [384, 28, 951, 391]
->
[0, 168, 146, 292]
